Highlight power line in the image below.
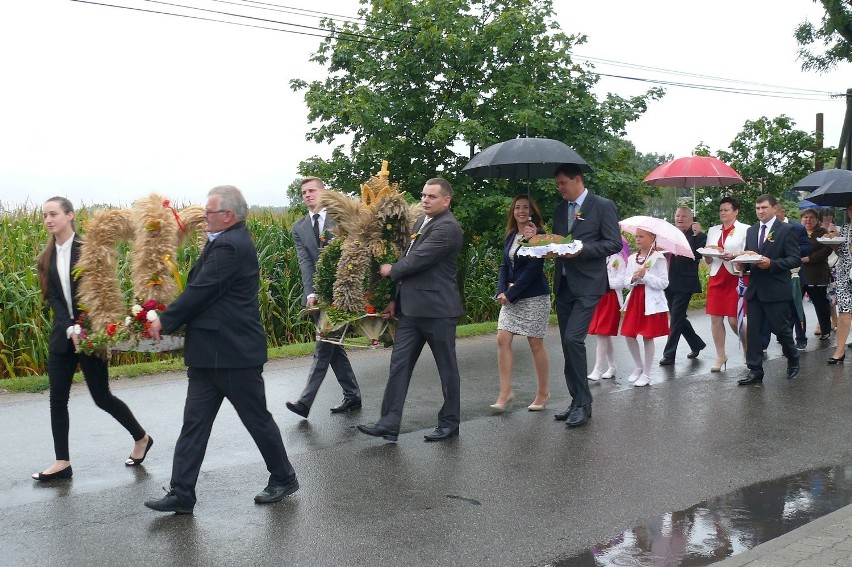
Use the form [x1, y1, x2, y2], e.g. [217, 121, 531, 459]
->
[573, 52, 836, 97]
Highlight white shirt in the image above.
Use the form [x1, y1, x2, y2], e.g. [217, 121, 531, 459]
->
[55, 232, 75, 336]
[759, 218, 777, 247]
[310, 208, 327, 234]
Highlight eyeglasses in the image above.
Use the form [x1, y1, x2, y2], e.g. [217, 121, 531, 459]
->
[204, 209, 227, 216]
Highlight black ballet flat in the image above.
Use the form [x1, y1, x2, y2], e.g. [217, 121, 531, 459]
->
[125, 436, 154, 467]
[32, 466, 73, 481]
[827, 355, 846, 365]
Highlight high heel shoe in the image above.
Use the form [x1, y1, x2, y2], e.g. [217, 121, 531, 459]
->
[125, 435, 154, 467]
[527, 394, 550, 411]
[489, 391, 515, 411]
[32, 465, 73, 482]
[587, 369, 603, 381]
[710, 357, 728, 372]
[828, 354, 846, 365]
[627, 368, 642, 383]
[601, 366, 616, 379]
[634, 373, 651, 387]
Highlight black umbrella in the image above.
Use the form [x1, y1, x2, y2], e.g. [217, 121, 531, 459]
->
[798, 169, 852, 207]
[462, 138, 592, 179]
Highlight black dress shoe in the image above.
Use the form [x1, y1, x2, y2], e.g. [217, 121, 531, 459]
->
[554, 405, 575, 421]
[254, 476, 299, 504]
[285, 401, 310, 419]
[686, 347, 705, 359]
[356, 423, 398, 442]
[659, 358, 675, 366]
[787, 360, 800, 380]
[737, 372, 764, 385]
[566, 405, 591, 428]
[144, 490, 194, 514]
[330, 397, 362, 413]
[424, 426, 459, 442]
[32, 465, 73, 482]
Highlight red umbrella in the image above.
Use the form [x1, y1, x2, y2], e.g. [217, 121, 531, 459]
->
[643, 156, 744, 210]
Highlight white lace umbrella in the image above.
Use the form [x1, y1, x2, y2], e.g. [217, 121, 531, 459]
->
[619, 216, 694, 259]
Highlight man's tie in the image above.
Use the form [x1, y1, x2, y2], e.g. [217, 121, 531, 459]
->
[312, 213, 321, 247]
[566, 202, 577, 232]
[758, 223, 767, 253]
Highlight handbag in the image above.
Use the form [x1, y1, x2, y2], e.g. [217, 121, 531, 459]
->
[828, 251, 839, 268]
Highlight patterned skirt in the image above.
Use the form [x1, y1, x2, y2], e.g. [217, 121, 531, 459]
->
[497, 294, 551, 339]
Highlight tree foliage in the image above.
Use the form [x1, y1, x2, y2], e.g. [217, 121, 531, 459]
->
[694, 115, 836, 227]
[795, 0, 852, 72]
[290, 0, 663, 240]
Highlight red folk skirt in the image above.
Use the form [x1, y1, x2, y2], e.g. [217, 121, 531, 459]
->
[588, 289, 620, 336]
[620, 285, 669, 339]
[706, 267, 744, 317]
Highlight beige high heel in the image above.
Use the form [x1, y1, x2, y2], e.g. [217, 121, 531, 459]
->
[490, 391, 515, 411]
[527, 393, 550, 411]
[711, 356, 728, 372]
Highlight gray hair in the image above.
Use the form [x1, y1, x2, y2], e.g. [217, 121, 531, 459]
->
[209, 185, 248, 220]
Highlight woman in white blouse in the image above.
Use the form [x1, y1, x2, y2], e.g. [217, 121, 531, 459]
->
[703, 196, 750, 371]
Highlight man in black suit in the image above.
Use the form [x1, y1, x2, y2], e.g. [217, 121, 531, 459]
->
[660, 206, 707, 365]
[551, 164, 622, 428]
[144, 185, 298, 514]
[357, 178, 464, 443]
[284, 177, 361, 419]
[736, 194, 802, 385]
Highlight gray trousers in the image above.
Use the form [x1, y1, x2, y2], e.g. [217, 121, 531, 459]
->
[297, 339, 360, 407]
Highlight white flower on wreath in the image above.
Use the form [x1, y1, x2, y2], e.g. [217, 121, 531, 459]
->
[146, 310, 159, 322]
[131, 304, 143, 315]
[124, 316, 133, 327]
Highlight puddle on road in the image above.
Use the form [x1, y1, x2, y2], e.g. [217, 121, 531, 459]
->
[555, 463, 852, 567]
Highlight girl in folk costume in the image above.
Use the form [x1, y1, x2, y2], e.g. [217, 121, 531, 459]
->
[620, 228, 670, 387]
[587, 238, 629, 380]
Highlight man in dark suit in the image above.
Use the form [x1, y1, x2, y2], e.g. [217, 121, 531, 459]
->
[144, 185, 298, 514]
[357, 178, 464, 443]
[660, 206, 707, 365]
[284, 177, 361, 419]
[551, 164, 622, 428]
[736, 194, 802, 385]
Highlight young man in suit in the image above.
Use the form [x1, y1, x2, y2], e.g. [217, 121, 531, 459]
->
[144, 185, 298, 514]
[551, 164, 622, 428]
[736, 194, 802, 385]
[659, 206, 707, 365]
[285, 177, 361, 419]
[357, 178, 464, 442]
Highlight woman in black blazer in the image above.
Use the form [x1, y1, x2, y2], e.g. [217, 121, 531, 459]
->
[492, 195, 551, 412]
[32, 197, 152, 481]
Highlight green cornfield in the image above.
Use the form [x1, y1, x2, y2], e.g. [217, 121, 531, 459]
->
[0, 203, 504, 379]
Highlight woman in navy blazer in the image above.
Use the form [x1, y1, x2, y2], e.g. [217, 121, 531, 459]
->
[33, 197, 151, 482]
[492, 195, 551, 412]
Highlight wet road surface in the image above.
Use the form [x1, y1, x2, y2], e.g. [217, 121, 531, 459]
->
[3, 305, 852, 566]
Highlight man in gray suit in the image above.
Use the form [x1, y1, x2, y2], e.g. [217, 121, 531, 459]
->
[285, 177, 361, 419]
[357, 178, 464, 443]
[552, 164, 622, 428]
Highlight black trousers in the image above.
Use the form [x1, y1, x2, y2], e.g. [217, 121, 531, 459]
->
[662, 290, 706, 360]
[171, 366, 295, 505]
[803, 284, 832, 337]
[555, 278, 600, 408]
[747, 299, 798, 372]
[48, 343, 146, 461]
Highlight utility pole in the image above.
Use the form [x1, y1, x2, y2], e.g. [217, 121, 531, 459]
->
[836, 88, 852, 170]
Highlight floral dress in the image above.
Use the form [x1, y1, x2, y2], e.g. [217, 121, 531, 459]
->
[835, 224, 852, 313]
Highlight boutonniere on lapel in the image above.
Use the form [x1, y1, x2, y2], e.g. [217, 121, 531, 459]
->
[410, 229, 422, 241]
[611, 258, 620, 269]
[574, 209, 584, 222]
[319, 230, 333, 246]
[765, 231, 775, 243]
[644, 259, 653, 268]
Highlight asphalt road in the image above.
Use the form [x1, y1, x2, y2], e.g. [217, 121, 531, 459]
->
[2, 305, 851, 566]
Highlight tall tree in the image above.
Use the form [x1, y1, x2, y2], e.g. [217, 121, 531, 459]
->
[694, 115, 835, 226]
[291, 0, 662, 238]
[795, 0, 852, 72]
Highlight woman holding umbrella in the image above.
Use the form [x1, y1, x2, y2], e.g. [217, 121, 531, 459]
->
[492, 195, 550, 411]
[703, 196, 750, 371]
[619, 227, 669, 387]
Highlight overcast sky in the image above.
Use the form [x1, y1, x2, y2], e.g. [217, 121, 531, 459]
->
[1, 0, 848, 211]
